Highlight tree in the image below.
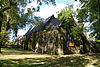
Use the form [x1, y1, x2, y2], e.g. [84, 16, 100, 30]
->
[57, 8, 92, 53]
[77, 0, 100, 40]
[0, 0, 18, 52]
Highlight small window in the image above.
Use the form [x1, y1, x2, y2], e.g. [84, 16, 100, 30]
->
[66, 42, 75, 47]
[69, 42, 75, 47]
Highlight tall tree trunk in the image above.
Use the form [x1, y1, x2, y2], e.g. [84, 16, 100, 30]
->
[6, 18, 11, 31]
[80, 33, 88, 53]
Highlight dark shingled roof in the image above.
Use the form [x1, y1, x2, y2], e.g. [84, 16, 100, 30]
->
[25, 15, 60, 35]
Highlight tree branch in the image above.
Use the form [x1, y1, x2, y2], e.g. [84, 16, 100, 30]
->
[2, 7, 10, 12]
[2, 1, 17, 12]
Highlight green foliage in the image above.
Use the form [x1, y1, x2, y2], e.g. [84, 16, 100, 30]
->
[77, 8, 88, 22]
[71, 26, 82, 40]
[77, 0, 100, 40]
[58, 10, 74, 28]
[58, 9, 83, 41]
[5, 42, 16, 45]
[0, 30, 9, 45]
[58, 10, 73, 20]
[90, 20, 100, 40]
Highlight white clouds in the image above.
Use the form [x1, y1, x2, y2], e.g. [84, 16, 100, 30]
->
[34, 4, 67, 19]
[73, 0, 81, 11]
[33, 1, 81, 19]
[17, 29, 27, 36]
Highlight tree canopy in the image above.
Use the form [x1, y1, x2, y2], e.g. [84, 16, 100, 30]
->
[77, 0, 100, 40]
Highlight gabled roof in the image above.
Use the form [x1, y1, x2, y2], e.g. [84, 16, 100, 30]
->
[25, 15, 60, 35]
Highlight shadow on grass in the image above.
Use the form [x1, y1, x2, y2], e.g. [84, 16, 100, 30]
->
[0, 56, 94, 67]
[0, 47, 100, 67]
[0, 54, 100, 67]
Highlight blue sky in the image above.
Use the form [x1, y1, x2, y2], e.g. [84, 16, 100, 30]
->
[56, 0, 76, 4]
[17, 0, 80, 36]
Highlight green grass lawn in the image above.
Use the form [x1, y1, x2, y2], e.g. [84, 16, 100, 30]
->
[1, 47, 34, 55]
[0, 47, 100, 67]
